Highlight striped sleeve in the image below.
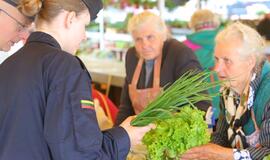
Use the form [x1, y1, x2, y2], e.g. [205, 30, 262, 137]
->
[247, 100, 270, 160]
[211, 112, 231, 147]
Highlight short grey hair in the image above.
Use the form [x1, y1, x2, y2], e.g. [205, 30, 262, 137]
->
[127, 11, 168, 40]
[189, 9, 220, 31]
[215, 22, 265, 65]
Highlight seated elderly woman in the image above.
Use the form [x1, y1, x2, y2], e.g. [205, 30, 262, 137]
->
[184, 9, 222, 120]
[181, 22, 270, 160]
[115, 11, 210, 125]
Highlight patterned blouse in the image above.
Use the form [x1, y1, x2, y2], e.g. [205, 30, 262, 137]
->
[211, 67, 270, 160]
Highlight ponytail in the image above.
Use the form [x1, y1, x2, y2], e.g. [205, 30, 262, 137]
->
[18, 0, 42, 17]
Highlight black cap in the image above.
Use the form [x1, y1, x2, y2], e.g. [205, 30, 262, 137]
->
[81, 0, 103, 21]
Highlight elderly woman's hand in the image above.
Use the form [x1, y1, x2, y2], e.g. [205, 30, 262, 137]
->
[180, 143, 233, 160]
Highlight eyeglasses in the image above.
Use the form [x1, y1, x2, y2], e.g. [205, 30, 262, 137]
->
[0, 8, 27, 32]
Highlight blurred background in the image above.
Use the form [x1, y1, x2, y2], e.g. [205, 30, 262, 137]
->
[1, 0, 270, 105]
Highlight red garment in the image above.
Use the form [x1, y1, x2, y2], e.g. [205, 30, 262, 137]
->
[183, 39, 201, 51]
[92, 88, 119, 123]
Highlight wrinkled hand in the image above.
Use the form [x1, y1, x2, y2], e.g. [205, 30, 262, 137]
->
[180, 143, 233, 160]
[120, 116, 155, 147]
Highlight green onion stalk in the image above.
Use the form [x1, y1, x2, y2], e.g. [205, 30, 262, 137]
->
[131, 70, 222, 126]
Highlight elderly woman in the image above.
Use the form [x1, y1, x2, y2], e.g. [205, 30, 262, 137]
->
[181, 22, 270, 160]
[116, 11, 210, 125]
[184, 9, 222, 120]
[0, 0, 33, 52]
[184, 9, 221, 70]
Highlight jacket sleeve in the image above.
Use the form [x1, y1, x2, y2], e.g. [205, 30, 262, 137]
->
[44, 56, 130, 160]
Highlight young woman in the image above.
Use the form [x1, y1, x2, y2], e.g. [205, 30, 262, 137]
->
[0, 0, 153, 159]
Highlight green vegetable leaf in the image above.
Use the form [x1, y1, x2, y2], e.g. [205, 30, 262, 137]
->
[143, 106, 210, 160]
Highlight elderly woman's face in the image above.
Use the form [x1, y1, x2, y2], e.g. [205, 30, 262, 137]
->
[214, 39, 255, 93]
[0, 1, 30, 51]
[132, 23, 165, 60]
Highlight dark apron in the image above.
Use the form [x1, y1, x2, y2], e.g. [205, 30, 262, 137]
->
[128, 56, 163, 114]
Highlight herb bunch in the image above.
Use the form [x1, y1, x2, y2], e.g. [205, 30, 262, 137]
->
[131, 70, 221, 126]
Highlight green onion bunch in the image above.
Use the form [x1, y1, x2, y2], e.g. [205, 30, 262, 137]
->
[131, 70, 221, 126]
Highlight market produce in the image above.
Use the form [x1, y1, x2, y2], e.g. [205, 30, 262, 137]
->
[264, 155, 270, 160]
[131, 70, 221, 126]
[143, 106, 210, 160]
[130, 70, 221, 159]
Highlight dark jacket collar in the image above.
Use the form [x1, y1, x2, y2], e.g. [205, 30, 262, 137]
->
[26, 31, 61, 49]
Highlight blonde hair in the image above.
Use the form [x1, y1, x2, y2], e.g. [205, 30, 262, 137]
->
[190, 9, 220, 31]
[127, 11, 168, 40]
[216, 22, 265, 65]
[18, 0, 87, 24]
